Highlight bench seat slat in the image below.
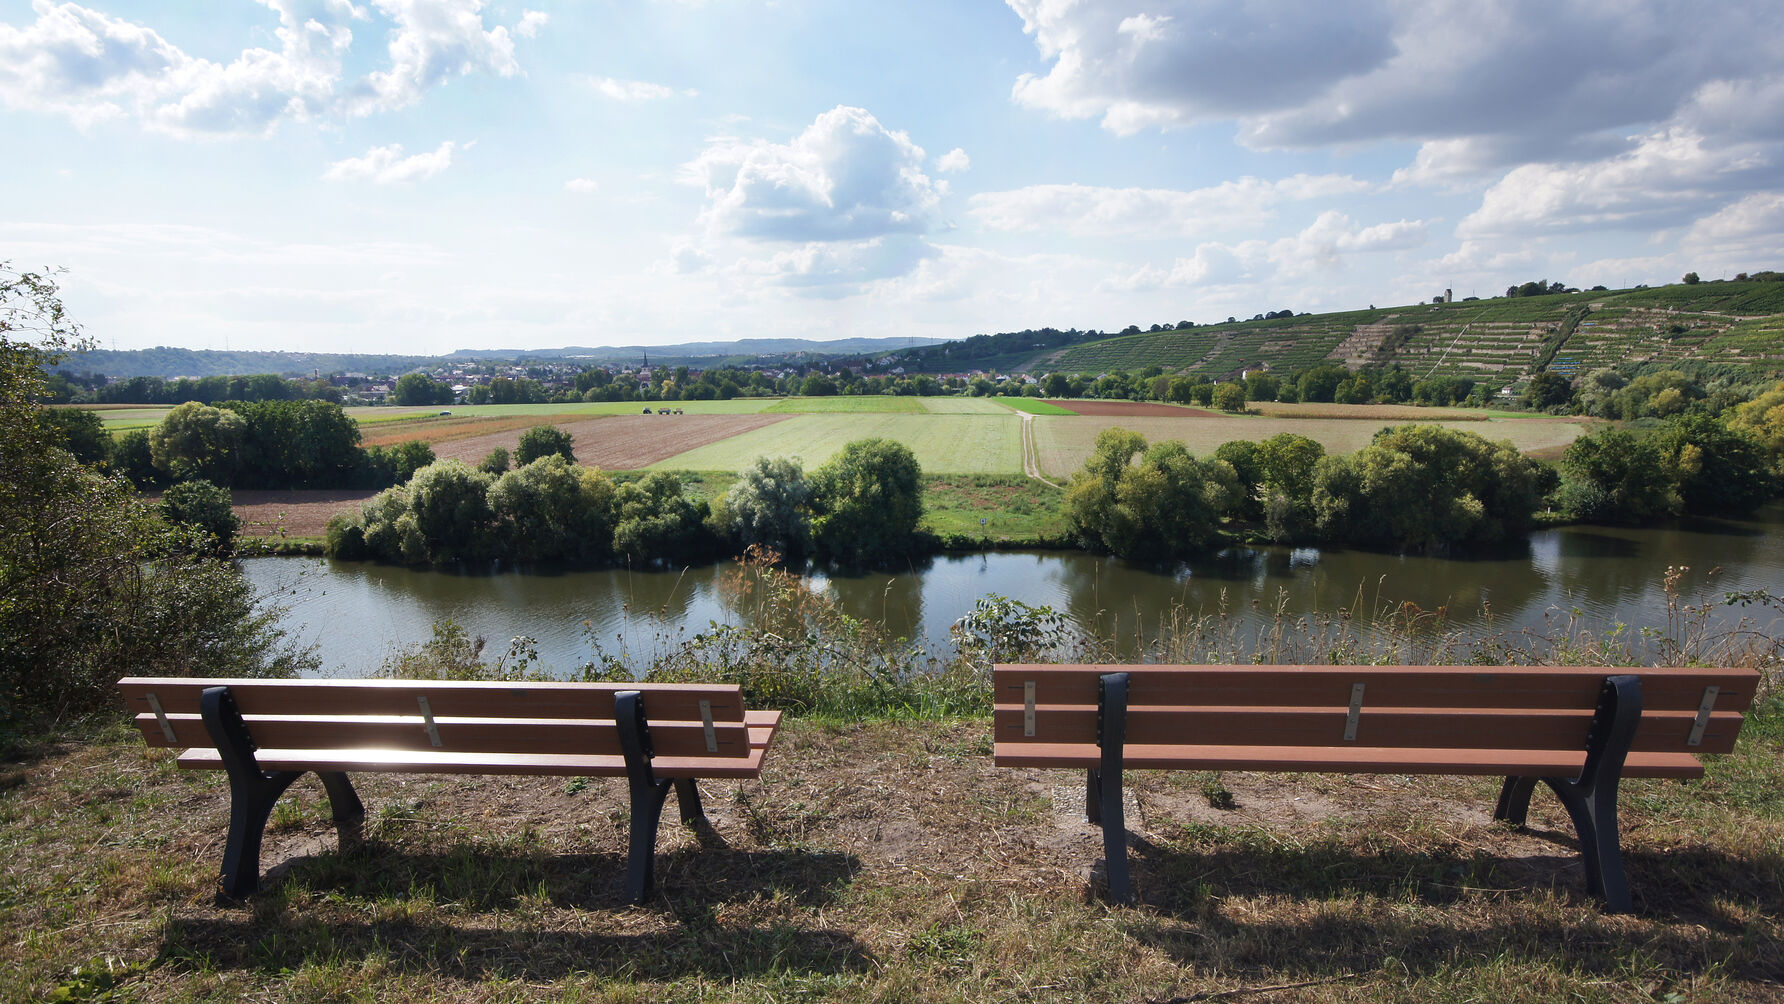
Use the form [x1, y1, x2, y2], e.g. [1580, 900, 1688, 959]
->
[178, 744, 771, 778]
[992, 705, 1747, 755]
[993, 742, 1707, 779]
[995, 664, 1759, 713]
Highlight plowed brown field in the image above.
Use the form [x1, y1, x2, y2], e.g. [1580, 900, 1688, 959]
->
[426, 413, 789, 470]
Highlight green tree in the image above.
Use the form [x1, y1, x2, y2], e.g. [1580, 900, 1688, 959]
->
[1521, 372, 1574, 411]
[478, 446, 511, 475]
[1, 264, 313, 742]
[1313, 425, 1542, 550]
[160, 479, 240, 550]
[1256, 432, 1325, 542]
[1212, 382, 1248, 412]
[715, 455, 812, 558]
[1653, 414, 1775, 517]
[1557, 428, 1680, 524]
[38, 407, 109, 465]
[487, 456, 616, 562]
[1683, 271, 1701, 285]
[392, 372, 453, 406]
[612, 472, 713, 565]
[1243, 371, 1280, 402]
[1213, 440, 1264, 522]
[227, 399, 362, 488]
[810, 439, 924, 566]
[516, 424, 576, 465]
[1066, 429, 1225, 560]
[150, 401, 247, 483]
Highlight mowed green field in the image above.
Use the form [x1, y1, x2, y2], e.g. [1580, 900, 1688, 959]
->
[653, 412, 1024, 474]
[1030, 414, 1589, 479]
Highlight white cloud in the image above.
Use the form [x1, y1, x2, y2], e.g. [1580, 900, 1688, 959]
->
[1107, 210, 1428, 290]
[322, 140, 460, 183]
[584, 75, 694, 100]
[1458, 129, 1774, 238]
[563, 176, 598, 193]
[968, 174, 1368, 237]
[0, 0, 533, 136]
[687, 105, 945, 244]
[936, 147, 970, 173]
[515, 9, 548, 38]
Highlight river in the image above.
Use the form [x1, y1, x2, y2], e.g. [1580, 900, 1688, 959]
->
[243, 507, 1784, 677]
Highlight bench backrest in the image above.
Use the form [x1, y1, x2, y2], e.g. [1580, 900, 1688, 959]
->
[117, 677, 757, 760]
[994, 664, 1758, 755]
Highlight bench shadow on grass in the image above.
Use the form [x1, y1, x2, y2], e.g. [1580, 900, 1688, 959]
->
[161, 833, 871, 982]
[1120, 834, 1784, 983]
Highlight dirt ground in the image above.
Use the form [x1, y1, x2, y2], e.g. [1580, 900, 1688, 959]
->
[1046, 400, 1219, 418]
[425, 413, 788, 470]
[232, 489, 378, 538]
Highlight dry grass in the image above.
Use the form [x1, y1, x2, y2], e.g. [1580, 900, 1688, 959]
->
[4, 703, 1780, 1002]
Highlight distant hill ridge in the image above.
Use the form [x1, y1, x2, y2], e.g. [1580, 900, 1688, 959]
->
[54, 336, 948, 379]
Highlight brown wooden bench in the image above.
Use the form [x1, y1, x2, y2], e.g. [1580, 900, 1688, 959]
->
[993, 663, 1759, 911]
[116, 677, 782, 903]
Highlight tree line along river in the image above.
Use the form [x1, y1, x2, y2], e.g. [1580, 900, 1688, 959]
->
[243, 504, 1784, 677]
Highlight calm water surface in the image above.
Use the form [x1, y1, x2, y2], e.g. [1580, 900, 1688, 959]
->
[244, 507, 1784, 677]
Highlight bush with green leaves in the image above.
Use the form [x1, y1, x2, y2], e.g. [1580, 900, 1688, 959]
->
[1311, 424, 1543, 550]
[149, 401, 247, 484]
[612, 471, 714, 566]
[1256, 432, 1326, 542]
[713, 455, 812, 559]
[1066, 428, 1228, 560]
[160, 479, 239, 549]
[810, 438, 924, 566]
[1654, 413, 1776, 517]
[486, 455, 616, 562]
[515, 424, 576, 465]
[2, 264, 312, 745]
[478, 446, 511, 475]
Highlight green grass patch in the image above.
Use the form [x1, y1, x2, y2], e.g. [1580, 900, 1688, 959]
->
[998, 398, 1077, 415]
[764, 396, 925, 414]
[921, 474, 1069, 542]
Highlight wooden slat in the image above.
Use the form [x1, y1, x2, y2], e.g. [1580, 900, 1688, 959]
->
[993, 664, 1759, 713]
[993, 742, 1707, 779]
[134, 713, 752, 758]
[992, 705, 1747, 755]
[118, 678, 748, 724]
[179, 744, 770, 779]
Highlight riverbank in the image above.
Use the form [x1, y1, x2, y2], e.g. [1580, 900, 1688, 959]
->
[5, 708, 1780, 1002]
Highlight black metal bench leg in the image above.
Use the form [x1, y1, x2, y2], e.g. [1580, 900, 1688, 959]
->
[1495, 676, 1641, 913]
[1097, 672, 1132, 904]
[1085, 768, 1103, 823]
[200, 686, 303, 898]
[674, 777, 705, 825]
[317, 772, 364, 825]
[616, 690, 677, 904]
[1494, 776, 1539, 824]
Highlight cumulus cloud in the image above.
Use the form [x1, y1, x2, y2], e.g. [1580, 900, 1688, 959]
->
[687, 105, 945, 243]
[563, 176, 598, 193]
[1108, 210, 1428, 290]
[969, 174, 1369, 237]
[0, 0, 535, 136]
[936, 147, 970, 173]
[1458, 129, 1775, 238]
[585, 75, 694, 100]
[515, 9, 547, 38]
[1008, 0, 1398, 135]
[322, 139, 460, 183]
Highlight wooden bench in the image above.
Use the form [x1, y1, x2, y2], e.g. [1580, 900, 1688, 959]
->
[993, 663, 1759, 911]
[116, 677, 782, 903]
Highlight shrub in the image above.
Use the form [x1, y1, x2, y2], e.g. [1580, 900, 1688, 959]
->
[160, 479, 239, 549]
[487, 456, 616, 562]
[715, 455, 812, 559]
[1312, 424, 1542, 550]
[810, 439, 924, 566]
[516, 425, 576, 465]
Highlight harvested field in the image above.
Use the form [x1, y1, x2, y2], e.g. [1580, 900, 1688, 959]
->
[1046, 399, 1217, 417]
[232, 489, 377, 538]
[428, 413, 790, 470]
[359, 412, 598, 448]
[657, 413, 1022, 474]
[1251, 401, 1498, 421]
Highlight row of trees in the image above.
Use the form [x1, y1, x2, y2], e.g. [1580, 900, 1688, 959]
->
[326, 439, 928, 569]
[48, 371, 343, 406]
[1067, 425, 1549, 558]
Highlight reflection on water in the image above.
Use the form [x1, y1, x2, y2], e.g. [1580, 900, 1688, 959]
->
[244, 506, 1784, 677]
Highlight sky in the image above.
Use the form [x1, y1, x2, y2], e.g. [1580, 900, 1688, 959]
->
[3, 0, 1783, 356]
